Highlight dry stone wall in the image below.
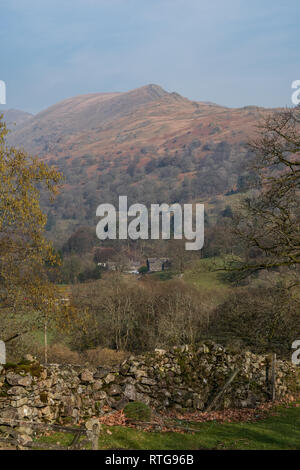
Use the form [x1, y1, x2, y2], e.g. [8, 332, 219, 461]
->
[0, 342, 298, 425]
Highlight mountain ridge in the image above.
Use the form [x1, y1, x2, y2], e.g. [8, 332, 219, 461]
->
[3, 84, 274, 244]
[1, 108, 33, 129]
[6, 83, 260, 162]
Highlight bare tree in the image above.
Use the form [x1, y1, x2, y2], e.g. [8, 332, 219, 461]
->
[226, 107, 300, 281]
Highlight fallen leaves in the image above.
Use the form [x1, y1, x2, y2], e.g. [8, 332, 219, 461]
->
[99, 410, 127, 427]
[98, 399, 296, 434]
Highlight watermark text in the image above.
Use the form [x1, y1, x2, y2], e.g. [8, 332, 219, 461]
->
[0, 80, 6, 105]
[96, 196, 204, 250]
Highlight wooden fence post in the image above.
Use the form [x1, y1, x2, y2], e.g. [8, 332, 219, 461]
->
[271, 353, 276, 401]
[44, 319, 48, 364]
[91, 423, 99, 451]
[0, 340, 6, 364]
[85, 418, 100, 450]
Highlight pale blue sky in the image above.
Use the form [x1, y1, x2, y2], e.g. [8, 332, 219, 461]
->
[0, 0, 299, 113]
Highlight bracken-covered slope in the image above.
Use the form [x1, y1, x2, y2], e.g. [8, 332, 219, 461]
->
[7, 84, 264, 161]
[1, 108, 33, 130]
[6, 84, 272, 243]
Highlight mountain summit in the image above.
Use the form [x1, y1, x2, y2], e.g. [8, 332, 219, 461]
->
[6, 83, 226, 157]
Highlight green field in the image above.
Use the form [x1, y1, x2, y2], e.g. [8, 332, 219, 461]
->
[183, 257, 232, 305]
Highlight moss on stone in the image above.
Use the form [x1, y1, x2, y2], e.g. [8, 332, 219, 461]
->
[39, 391, 48, 403]
[124, 401, 151, 421]
[3, 361, 43, 377]
[0, 382, 10, 397]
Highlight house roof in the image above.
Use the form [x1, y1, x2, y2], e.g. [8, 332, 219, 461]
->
[147, 257, 169, 263]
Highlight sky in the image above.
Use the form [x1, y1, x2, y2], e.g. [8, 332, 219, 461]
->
[0, 0, 299, 113]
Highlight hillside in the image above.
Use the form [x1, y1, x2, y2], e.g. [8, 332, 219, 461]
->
[5, 84, 271, 244]
[7, 84, 227, 156]
[1, 108, 33, 129]
[7, 84, 264, 160]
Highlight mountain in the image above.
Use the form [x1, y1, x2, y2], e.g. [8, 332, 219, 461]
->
[7, 84, 178, 154]
[1, 109, 33, 129]
[7, 84, 267, 165]
[5, 84, 270, 244]
[7, 83, 254, 159]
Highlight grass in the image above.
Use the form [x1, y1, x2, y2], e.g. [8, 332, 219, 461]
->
[34, 403, 300, 450]
[148, 270, 179, 281]
[183, 257, 232, 304]
[34, 431, 79, 449]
